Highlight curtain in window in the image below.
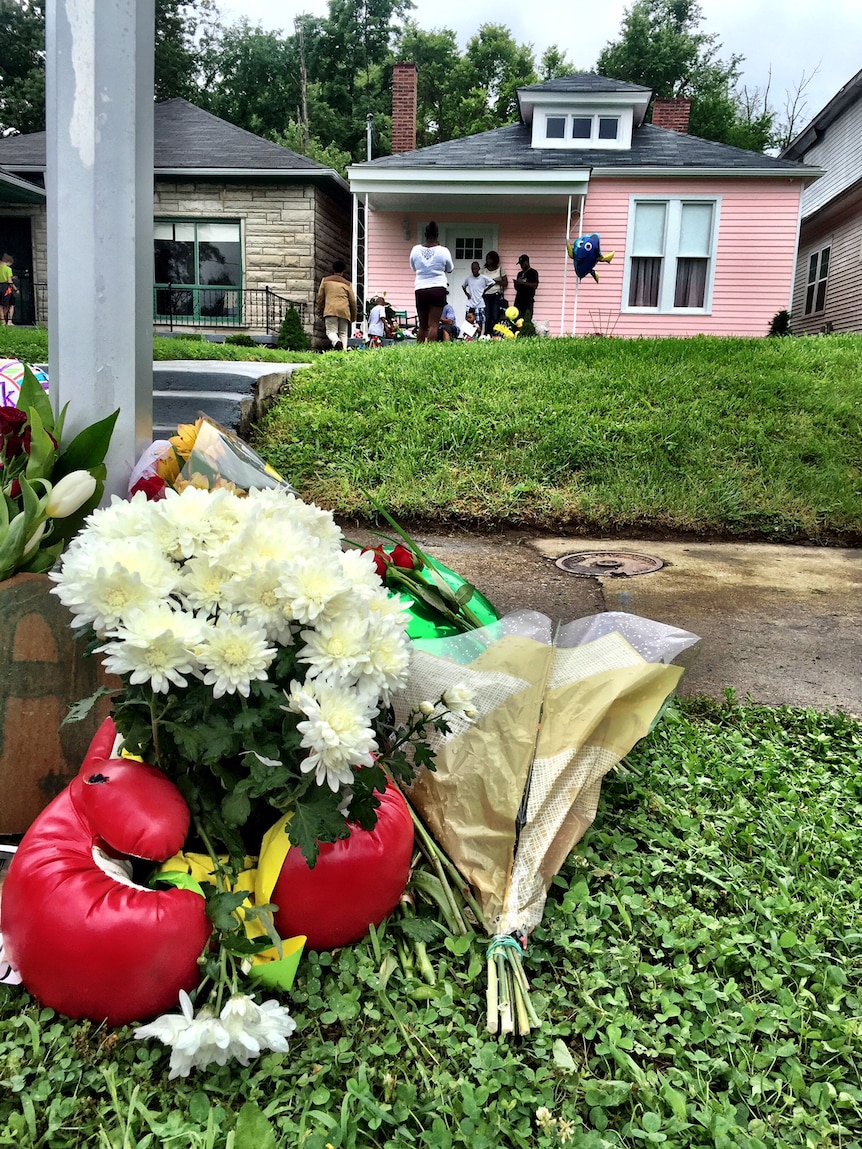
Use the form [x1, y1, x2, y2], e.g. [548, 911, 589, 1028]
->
[629, 257, 661, 307]
[674, 258, 707, 307]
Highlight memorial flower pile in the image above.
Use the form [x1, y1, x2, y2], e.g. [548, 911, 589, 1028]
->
[51, 483, 419, 863]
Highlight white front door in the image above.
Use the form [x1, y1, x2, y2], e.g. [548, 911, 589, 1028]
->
[441, 225, 498, 332]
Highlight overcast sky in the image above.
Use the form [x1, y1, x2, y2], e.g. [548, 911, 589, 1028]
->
[223, 0, 860, 140]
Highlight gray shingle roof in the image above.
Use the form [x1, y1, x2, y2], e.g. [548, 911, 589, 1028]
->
[518, 74, 652, 95]
[360, 121, 813, 174]
[0, 98, 329, 174]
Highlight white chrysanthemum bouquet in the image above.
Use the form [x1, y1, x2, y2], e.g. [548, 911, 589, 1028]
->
[51, 483, 417, 865]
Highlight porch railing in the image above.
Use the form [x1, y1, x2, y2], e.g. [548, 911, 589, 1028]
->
[30, 284, 306, 335]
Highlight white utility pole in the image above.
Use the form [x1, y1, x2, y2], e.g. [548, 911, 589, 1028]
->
[46, 0, 155, 496]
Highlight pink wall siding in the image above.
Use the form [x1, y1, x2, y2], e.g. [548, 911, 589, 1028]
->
[366, 177, 803, 338]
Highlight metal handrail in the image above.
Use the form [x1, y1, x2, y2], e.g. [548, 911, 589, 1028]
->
[30, 284, 306, 335]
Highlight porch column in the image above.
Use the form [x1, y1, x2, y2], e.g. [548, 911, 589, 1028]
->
[46, 0, 154, 497]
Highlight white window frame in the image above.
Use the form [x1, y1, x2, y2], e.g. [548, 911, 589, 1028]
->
[622, 195, 721, 315]
[804, 245, 830, 315]
[536, 107, 632, 150]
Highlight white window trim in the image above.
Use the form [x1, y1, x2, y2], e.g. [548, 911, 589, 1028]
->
[533, 107, 633, 150]
[803, 244, 830, 316]
[621, 195, 721, 315]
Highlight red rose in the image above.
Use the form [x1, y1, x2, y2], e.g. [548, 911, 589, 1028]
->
[0, 407, 27, 437]
[130, 474, 167, 501]
[362, 546, 391, 579]
[390, 543, 417, 570]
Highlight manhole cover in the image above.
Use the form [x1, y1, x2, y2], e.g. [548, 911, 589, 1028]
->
[555, 550, 664, 578]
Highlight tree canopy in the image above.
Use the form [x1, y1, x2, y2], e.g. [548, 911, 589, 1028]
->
[0, 0, 809, 162]
[597, 0, 774, 151]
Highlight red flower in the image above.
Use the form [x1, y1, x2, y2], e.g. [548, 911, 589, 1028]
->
[130, 474, 167, 501]
[362, 546, 391, 579]
[0, 407, 27, 437]
[390, 544, 416, 570]
[0, 406, 29, 458]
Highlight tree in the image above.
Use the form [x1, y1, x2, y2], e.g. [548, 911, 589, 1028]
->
[199, 20, 301, 136]
[393, 22, 464, 147]
[459, 24, 538, 134]
[596, 0, 775, 151]
[313, 0, 415, 158]
[539, 46, 581, 82]
[0, 0, 46, 135]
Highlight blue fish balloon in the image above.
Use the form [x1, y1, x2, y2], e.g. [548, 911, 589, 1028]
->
[566, 233, 615, 282]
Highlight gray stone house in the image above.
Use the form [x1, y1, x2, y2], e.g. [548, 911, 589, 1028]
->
[0, 99, 351, 347]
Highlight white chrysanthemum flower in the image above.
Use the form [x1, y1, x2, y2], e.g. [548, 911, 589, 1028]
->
[340, 547, 386, 598]
[153, 485, 239, 560]
[197, 615, 276, 698]
[227, 562, 296, 643]
[272, 492, 343, 550]
[97, 603, 204, 693]
[51, 538, 180, 634]
[219, 994, 297, 1061]
[178, 554, 238, 615]
[367, 583, 412, 624]
[135, 991, 296, 1078]
[442, 682, 478, 720]
[287, 679, 379, 791]
[296, 613, 370, 683]
[277, 554, 351, 626]
[358, 613, 411, 702]
[77, 491, 157, 543]
[222, 504, 318, 576]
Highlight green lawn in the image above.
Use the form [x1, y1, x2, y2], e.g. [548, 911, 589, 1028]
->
[255, 336, 862, 543]
[2, 699, 860, 1147]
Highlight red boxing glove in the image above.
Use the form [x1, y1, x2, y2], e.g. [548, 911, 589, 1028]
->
[271, 782, 413, 950]
[1, 718, 211, 1026]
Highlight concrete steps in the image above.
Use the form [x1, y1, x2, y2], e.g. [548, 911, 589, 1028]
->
[152, 360, 309, 437]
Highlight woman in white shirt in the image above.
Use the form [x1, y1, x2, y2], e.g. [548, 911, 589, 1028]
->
[409, 222, 454, 342]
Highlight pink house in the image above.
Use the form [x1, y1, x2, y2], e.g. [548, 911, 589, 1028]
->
[347, 71, 821, 337]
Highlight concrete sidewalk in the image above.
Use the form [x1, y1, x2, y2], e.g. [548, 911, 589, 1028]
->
[344, 526, 862, 715]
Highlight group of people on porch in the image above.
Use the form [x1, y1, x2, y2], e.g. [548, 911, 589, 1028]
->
[316, 222, 539, 349]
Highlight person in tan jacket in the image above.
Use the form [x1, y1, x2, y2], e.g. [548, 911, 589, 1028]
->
[316, 259, 357, 350]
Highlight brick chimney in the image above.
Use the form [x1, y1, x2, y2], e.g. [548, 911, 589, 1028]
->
[652, 97, 691, 133]
[392, 62, 417, 153]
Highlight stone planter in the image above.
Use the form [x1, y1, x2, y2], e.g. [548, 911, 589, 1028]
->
[0, 573, 116, 834]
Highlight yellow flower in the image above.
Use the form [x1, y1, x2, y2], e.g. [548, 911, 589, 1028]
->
[169, 418, 203, 461]
[155, 452, 181, 484]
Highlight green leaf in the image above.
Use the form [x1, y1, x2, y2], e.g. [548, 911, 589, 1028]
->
[17, 365, 54, 431]
[552, 1039, 577, 1073]
[206, 889, 250, 931]
[62, 687, 116, 725]
[222, 790, 251, 827]
[54, 408, 119, 477]
[23, 408, 56, 481]
[234, 1101, 278, 1149]
[398, 917, 443, 943]
[661, 1081, 688, 1121]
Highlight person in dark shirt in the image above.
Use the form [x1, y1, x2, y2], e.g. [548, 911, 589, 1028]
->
[513, 254, 538, 318]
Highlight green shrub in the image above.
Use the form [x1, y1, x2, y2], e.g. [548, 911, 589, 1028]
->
[225, 333, 259, 347]
[276, 307, 309, 352]
[768, 309, 792, 336]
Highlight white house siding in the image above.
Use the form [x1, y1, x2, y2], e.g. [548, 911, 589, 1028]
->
[366, 175, 803, 337]
[791, 206, 862, 334]
[797, 99, 862, 218]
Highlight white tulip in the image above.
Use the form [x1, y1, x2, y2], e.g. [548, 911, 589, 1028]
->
[45, 470, 97, 518]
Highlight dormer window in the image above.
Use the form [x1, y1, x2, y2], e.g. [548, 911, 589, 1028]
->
[537, 109, 629, 149]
